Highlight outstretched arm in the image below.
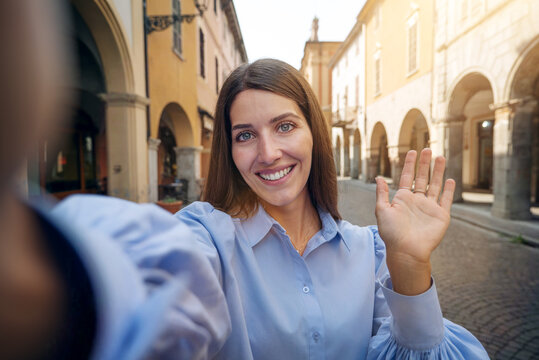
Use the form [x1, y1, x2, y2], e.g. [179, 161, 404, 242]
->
[374, 148, 455, 295]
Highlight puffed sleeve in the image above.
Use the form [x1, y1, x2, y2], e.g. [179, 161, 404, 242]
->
[367, 226, 490, 359]
[53, 195, 231, 360]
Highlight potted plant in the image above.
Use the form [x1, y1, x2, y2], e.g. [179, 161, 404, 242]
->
[156, 196, 183, 214]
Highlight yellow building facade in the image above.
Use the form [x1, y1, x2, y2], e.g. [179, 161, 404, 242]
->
[360, 0, 435, 185]
[146, 0, 246, 202]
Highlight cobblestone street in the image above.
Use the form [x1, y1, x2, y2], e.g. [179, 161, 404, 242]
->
[338, 180, 539, 359]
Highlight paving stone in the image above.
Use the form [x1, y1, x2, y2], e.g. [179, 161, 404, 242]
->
[338, 180, 539, 359]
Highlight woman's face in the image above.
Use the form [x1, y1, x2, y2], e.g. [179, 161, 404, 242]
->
[230, 89, 313, 209]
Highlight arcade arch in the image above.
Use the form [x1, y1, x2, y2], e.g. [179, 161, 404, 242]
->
[368, 122, 390, 181]
[395, 109, 430, 186]
[446, 72, 495, 201]
[492, 37, 539, 218]
[156, 103, 194, 200]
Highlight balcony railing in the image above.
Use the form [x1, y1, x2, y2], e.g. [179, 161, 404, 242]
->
[332, 105, 361, 126]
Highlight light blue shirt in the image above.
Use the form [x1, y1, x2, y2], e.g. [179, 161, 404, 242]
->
[51, 195, 228, 359]
[174, 201, 489, 359]
[55, 196, 489, 359]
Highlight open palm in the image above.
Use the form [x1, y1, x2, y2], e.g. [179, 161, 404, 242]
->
[375, 149, 455, 264]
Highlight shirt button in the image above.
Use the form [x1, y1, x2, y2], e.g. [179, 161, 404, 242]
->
[312, 332, 320, 342]
[302, 286, 310, 293]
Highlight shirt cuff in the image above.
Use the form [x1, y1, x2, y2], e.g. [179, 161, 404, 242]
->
[380, 277, 445, 350]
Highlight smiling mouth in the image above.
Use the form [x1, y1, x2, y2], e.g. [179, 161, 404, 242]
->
[257, 165, 294, 181]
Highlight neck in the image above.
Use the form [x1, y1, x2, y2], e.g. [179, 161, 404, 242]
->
[261, 189, 321, 255]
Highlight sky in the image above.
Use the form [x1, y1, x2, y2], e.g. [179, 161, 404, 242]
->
[233, 0, 366, 70]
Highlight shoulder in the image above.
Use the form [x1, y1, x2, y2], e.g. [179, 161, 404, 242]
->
[53, 194, 190, 239]
[336, 220, 386, 256]
[176, 201, 234, 223]
[176, 201, 237, 242]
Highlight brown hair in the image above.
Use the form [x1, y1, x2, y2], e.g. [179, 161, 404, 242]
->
[203, 58, 341, 220]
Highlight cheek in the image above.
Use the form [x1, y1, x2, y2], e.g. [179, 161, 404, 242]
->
[232, 146, 252, 173]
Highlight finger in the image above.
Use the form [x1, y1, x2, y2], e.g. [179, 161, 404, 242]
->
[398, 150, 417, 190]
[413, 148, 432, 193]
[439, 178, 456, 212]
[375, 176, 390, 211]
[427, 156, 446, 200]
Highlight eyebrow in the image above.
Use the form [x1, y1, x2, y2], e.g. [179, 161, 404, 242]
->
[231, 112, 302, 131]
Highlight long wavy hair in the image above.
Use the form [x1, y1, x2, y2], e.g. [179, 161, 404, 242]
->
[203, 59, 340, 220]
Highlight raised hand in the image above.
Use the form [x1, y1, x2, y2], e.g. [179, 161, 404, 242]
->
[374, 148, 455, 295]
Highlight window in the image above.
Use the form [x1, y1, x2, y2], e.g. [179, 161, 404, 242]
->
[374, 52, 381, 95]
[215, 57, 219, 93]
[407, 13, 418, 74]
[199, 29, 205, 78]
[172, 0, 182, 55]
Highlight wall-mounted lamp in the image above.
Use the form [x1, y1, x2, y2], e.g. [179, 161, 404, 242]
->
[145, 0, 208, 34]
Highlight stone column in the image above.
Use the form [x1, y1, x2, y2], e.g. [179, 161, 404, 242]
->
[390, 147, 407, 189]
[351, 140, 360, 179]
[491, 99, 536, 219]
[175, 146, 203, 202]
[443, 116, 464, 202]
[360, 143, 368, 182]
[366, 148, 379, 183]
[343, 131, 351, 177]
[148, 138, 161, 203]
[100, 92, 150, 203]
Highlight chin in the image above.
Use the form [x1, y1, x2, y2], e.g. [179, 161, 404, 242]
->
[259, 189, 303, 208]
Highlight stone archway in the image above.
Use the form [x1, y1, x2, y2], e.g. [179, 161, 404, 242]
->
[492, 37, 539, 219]
[446, 72, 495, 202]
[395, 109, 430, 187]
[352, 129, 362, 179]
[71, 0, 150, 202]
[150, 102, 197, 202]
[38, 6, 108, 200]
[368, 122, 390, 182]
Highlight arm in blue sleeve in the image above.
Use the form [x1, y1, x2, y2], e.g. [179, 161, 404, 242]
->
[53, 195, 231, 359]
[367, 226, 490, 359]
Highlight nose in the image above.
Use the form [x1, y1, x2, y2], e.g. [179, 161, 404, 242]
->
[257, 134, 281, 164]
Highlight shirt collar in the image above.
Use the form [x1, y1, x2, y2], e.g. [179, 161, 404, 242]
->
[241, 204, 347, 250]
[240, 205, 279, 247]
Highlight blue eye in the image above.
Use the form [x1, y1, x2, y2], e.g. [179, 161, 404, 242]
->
[236, 132, 253, 142]
[279, 123, 294, 132]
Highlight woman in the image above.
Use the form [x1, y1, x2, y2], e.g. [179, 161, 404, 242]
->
[174, 59, 488, 359]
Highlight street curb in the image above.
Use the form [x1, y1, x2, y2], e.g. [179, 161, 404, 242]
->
[450, 204, 539, 247]
[338, 179, 539, 247]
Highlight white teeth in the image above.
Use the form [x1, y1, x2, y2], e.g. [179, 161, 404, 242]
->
[259, 166, 292, 181]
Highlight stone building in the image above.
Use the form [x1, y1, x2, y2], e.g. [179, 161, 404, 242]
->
[27, 0, 150, 202]
[299, 18, 342, 128]
[359, 0, 435, 186]
[147, 0, 247, 202]
[329, 20, 366, 179]
[433, 0, 539, 219]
